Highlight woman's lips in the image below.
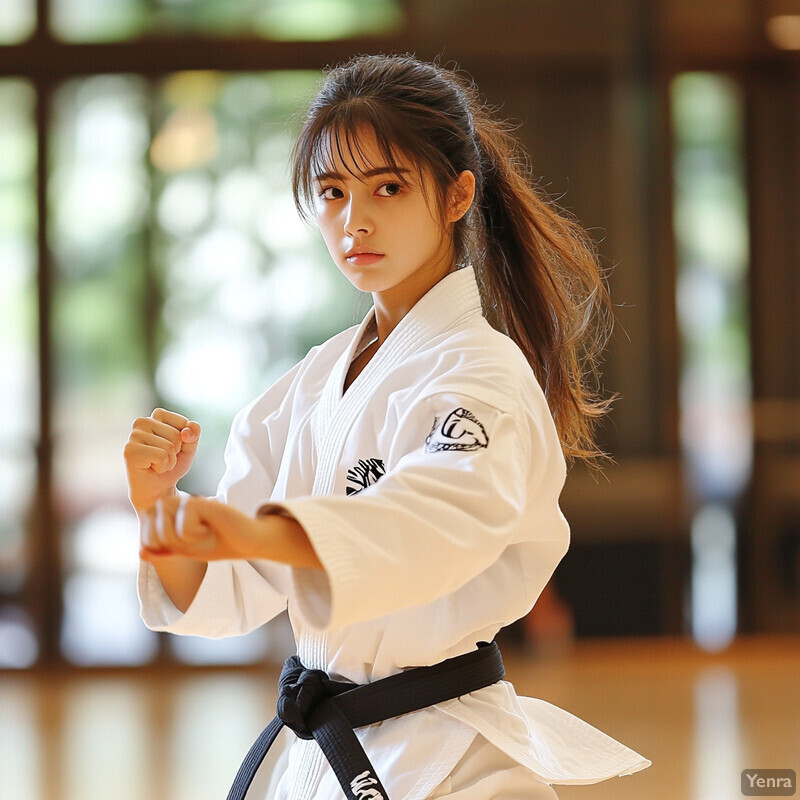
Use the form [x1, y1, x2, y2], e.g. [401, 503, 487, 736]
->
[346, 252, 384, 266]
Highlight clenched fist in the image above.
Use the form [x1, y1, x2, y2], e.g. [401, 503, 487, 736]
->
[123, 408, 201, 513]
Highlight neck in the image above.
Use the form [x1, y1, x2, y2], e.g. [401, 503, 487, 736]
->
[371, 256, 458, 343]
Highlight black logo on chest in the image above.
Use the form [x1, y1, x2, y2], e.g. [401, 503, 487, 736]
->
[345, 458, 386, 495]
[425, 407, 489, 452]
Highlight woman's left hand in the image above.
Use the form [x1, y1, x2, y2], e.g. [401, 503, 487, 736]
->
[140, 495, 323, 570]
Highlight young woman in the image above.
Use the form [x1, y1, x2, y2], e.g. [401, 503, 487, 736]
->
[125, 54, 649, 799]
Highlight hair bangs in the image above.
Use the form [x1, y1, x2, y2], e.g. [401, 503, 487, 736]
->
[292, 100, 448, 220]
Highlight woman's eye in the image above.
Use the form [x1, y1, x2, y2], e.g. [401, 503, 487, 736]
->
[319, 186, 344, 200]
[377, 182, 402, 197]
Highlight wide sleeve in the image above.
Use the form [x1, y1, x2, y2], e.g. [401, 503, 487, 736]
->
[262, 387, 568, 632]
[137, 363, 303, 638]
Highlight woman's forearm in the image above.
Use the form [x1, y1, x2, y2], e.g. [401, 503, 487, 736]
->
[257, 513, 323, 570]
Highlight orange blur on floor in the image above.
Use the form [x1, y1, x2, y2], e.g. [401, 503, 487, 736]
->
[1, 636, 798, 800]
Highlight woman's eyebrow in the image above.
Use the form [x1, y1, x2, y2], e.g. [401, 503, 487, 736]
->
[313, 166, 412, 183]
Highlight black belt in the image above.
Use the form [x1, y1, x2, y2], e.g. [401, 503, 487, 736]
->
[227, 641, 504, 800]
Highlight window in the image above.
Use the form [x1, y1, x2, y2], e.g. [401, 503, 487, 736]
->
[50, 0, 403, 42]
[671, 72, 751, 650]
[0, 79, 38, 668]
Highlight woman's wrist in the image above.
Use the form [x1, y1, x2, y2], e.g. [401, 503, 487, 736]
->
[132, 484, 177, 516]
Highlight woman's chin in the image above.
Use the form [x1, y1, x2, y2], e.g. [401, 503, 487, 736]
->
[337, 266, 389, 294]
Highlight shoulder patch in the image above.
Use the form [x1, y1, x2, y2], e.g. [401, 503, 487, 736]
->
[425, 407, 489, 452]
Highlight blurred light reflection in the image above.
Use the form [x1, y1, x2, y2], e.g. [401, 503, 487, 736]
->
[691, 505, 737, 651]
[0, 0, 35, 43]
[156, 172, 213, 236]
[168, 677, 276, 798]
[0, 682, 39, 799]
[692, 667, 742, 800]
[766, 14, 800, 49]
[0, 607, 39, 667]
[150, 108, 219, 172]
[62, 683, 151, 800]
[156, 324, 261, 415]
[253, 0, 403, 41]
[61, 571, 159, 665]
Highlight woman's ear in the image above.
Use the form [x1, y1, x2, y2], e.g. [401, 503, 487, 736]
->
[447, 170, 476, 223]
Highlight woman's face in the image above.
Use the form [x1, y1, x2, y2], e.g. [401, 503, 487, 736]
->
[312, 126, 473, 313]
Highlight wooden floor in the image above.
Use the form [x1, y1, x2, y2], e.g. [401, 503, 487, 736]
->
[1, 635, 798, 800]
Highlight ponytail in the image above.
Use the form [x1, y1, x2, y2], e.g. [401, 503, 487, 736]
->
[466, 109, 614, 465]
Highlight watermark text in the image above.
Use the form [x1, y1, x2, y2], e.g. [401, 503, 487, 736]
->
[741, 769, 796, 796]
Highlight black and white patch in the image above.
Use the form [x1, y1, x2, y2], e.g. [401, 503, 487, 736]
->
[346, 458, 386, 495]
[425, 407, 489, 452]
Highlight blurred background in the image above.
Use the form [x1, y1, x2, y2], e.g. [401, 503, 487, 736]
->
[0, 1, 798, 798]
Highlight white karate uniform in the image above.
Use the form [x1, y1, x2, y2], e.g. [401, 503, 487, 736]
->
[139, 266, 650, 799]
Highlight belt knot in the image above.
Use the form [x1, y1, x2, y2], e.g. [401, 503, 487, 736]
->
[276, 656, 341, 740]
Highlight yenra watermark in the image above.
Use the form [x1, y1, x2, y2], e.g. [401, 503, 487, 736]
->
[741, 769, 796, 796]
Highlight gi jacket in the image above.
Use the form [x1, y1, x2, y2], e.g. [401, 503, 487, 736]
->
[139, 266, 650, 799]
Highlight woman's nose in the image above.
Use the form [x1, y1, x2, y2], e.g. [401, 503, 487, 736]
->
[343, 197, 374, 236]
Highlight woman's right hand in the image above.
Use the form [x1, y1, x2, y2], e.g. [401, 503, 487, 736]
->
[123, 408, 201, 513]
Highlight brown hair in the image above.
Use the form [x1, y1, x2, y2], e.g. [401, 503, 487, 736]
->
[291, 53, 613, 464]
